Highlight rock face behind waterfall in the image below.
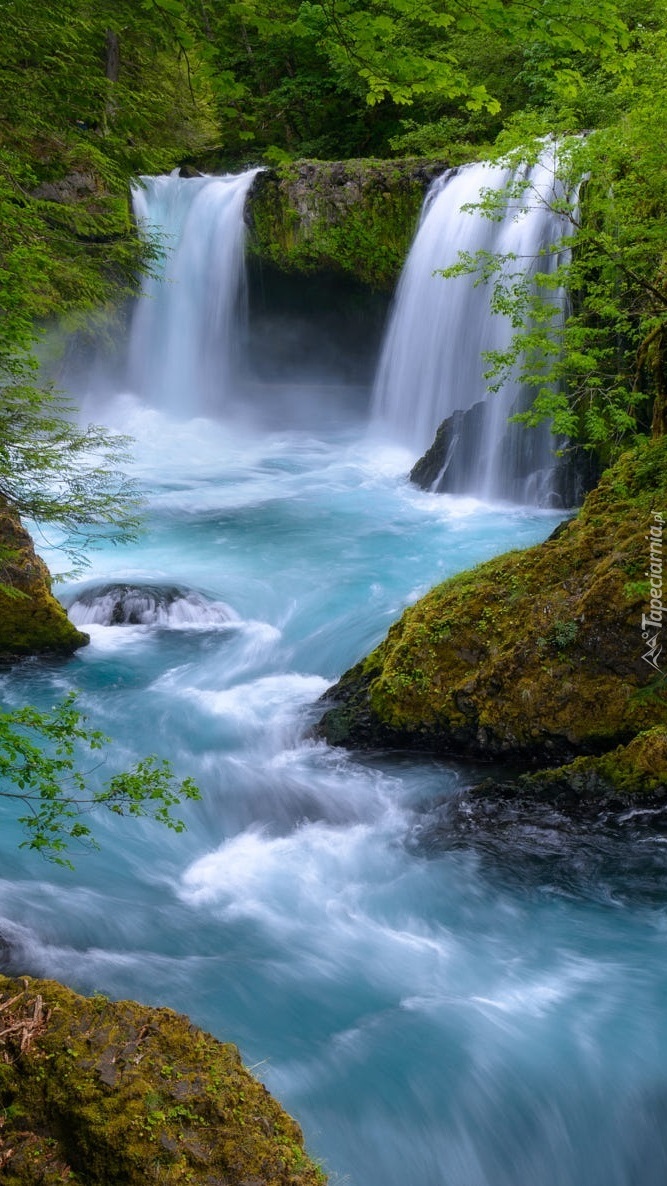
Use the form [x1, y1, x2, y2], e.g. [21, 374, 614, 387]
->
[247, 158, 449, 291]
[0, 501, 88, 659]
[0, 974, 325, 1186]
[409, 405, 601, 507]
[408, 403, 488, 493]
[317, 436, 667, 766]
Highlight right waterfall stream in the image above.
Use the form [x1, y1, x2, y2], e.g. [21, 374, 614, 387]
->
[371, 151, 571, 503]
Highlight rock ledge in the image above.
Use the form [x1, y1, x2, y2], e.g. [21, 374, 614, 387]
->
[0, 974, 325, 1185]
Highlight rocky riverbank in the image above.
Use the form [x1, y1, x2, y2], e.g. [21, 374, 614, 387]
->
[0, 975, 325, 1186]
[0, 501, 87, 659]
[317, 436, 667, 782]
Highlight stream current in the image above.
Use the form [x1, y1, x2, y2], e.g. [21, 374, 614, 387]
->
[2, 168, 667, 1186]
[1, 402, 666, 1185]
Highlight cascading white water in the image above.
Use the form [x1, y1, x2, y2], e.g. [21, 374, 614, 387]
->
[371, 152, 571, 502]
[128, 169, 260, 416]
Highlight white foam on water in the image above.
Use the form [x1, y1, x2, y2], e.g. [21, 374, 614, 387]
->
[163, 673, 330, 753]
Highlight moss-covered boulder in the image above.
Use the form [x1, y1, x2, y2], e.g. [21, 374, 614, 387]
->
[317, 436, 667, 763]
[0, 975, 325, 1186]
[464, 727, 667, 817]
[248, 158, 449, 290]
[0, 502, 88, 659]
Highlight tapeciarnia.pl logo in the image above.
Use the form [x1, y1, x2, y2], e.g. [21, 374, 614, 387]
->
[641, 511, 665, 674]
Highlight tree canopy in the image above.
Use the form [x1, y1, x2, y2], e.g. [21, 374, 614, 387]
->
[195, 0, 633, 162]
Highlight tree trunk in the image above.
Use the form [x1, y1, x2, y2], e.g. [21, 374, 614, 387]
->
[105, 30, 120, 83]
[650, 326, 667, 438]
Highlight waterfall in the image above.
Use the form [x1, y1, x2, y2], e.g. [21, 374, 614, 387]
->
[128, 169, 260, 416]
[371, 152, 571, 503]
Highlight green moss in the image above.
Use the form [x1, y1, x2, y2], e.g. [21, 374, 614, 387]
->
[0, 975, 326, 1185]
[476, 728, 667, 808]
[248, 158, 449, 290]
[318, 436, 667, 763]
[566, 727, 667, 795]
[0, 503, 88, 659]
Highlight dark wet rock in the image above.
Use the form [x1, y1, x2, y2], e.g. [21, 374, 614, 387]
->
[409, 404, 601, 507]
[387, 731, 667, 912]
[462, 728, 667, 818]
[409, 403, 487, 492]
[63, 582, 238, 629]
[550, 445, 602, 509]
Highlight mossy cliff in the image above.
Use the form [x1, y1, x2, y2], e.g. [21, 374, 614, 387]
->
[0, 503, 87, 659]
[317, 436, 667, 765]
[247, 158, 449, 290]
[0, 975, 325, 1186]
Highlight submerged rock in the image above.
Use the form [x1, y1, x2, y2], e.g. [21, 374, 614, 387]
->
[317, 436, 667, 766]
[63, 581, 239, 629]
[409, 404, 601, 507]
[0, 974, 326, 1185]
[0, 501, 88, 659]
